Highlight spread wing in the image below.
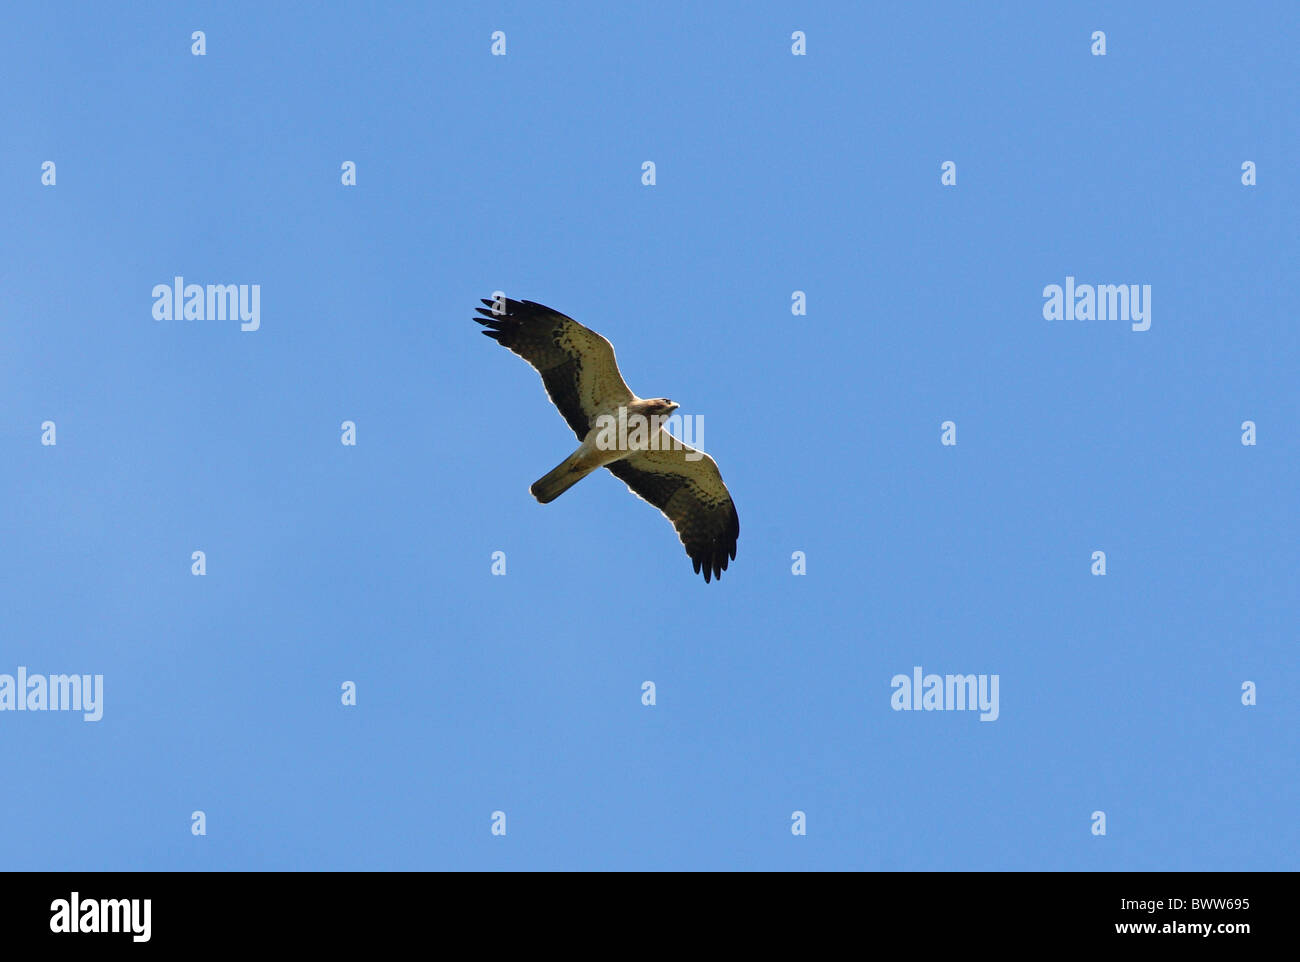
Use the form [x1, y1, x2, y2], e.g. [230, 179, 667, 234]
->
[606, 436, 739, 583]
[474, 298, 634, 439]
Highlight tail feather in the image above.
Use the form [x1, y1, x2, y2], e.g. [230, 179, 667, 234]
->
[530, 450, 598, 503]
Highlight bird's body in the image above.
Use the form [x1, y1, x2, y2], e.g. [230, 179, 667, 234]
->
[474, 297, 739, 582]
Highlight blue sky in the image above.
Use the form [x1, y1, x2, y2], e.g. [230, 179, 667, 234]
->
[2, 1, 1296, 870]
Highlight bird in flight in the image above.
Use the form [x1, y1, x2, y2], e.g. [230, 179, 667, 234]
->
[474, 297, 739, 582]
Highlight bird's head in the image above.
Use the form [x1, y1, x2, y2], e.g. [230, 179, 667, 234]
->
[644, 398, 680, 417]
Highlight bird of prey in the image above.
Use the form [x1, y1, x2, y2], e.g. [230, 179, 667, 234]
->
[474, 297, 739, 582]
